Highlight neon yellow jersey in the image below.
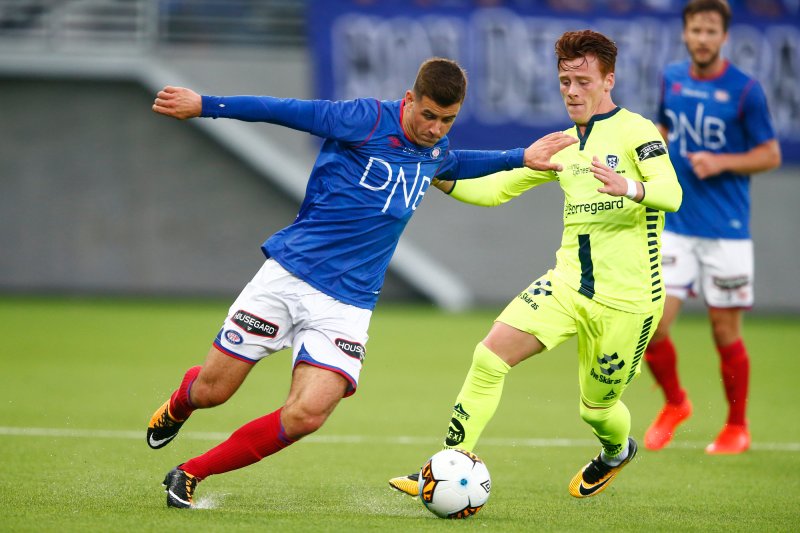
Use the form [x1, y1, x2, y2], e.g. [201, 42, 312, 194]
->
[449, 107, 682, 313]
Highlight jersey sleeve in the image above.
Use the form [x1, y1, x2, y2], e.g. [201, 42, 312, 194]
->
[447, 167, 557, 207]
[435, 148, 525, 181]
[740, 80, 777, 147]
[201, 96, 379, 142]
[629, 120, 682, 212]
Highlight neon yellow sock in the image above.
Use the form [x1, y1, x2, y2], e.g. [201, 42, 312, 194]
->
[443, 343, 510, 451]
[579, 399, 631, 459]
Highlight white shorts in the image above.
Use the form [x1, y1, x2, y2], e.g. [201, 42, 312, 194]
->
[661, 230, 754, 308]
[213, 259, 371, 396]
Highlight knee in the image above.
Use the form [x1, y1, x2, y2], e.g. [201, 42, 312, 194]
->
[649, 321, 670, 345]
[710, 321, 738, 347]
[471, 343, 512, 376]
[281, 403, 329, 439]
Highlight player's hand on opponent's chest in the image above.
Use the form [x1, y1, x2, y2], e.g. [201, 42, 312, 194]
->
[524, 132, 578, 172]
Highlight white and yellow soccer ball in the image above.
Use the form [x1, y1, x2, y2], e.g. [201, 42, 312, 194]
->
[418, 448, 491, 519]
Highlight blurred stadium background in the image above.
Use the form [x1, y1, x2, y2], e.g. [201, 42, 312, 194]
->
[1, 0, 798, 313]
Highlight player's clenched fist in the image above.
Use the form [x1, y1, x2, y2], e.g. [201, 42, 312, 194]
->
[686, 151, 723, 180]
[152, 86, 202, 120]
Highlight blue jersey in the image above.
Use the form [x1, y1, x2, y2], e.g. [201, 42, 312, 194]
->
[201, 96, 524, 309]
[658, 60, 776, 239]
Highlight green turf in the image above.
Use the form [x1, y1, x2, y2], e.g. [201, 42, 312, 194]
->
[1, 297, 798, 531]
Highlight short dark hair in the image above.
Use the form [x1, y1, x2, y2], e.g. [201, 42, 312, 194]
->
[555, 30, 618, 76]
[413, 58, 467, 106]
[683, 0, 731, 32]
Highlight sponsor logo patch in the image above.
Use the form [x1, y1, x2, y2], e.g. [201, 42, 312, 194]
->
[335, 338, 366, 361]
[231, 310, 279, 338]
[570, 163, 592, 176]
[713, 275, 750, 290]
[565, 198, 624, 218]
[635, 141, 667, 161]
[529, 279, 552, 296]
[598, 352, 625, 376]
[446, 417, 466, 447]
[590, 367, 622, 385]
[519, 291, 539, 309]
[453, 402, 470, 420]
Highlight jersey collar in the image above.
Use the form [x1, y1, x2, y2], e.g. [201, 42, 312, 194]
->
[689, 59, 730, 81]
[399, 99, 415, 144]
[575, 106, 621, 150]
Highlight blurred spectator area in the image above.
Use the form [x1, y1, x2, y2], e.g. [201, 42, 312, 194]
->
[0, 0, 307, 49]
[0, 1, 796, 53]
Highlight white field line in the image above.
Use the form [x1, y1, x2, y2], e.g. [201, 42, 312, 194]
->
[0, 426, 799, 452]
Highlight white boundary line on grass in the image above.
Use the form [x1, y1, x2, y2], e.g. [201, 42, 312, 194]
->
[1, 426, 799, 452]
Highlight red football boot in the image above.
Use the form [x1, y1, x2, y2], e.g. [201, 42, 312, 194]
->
[705, 424, 750, 455]
[644, 399, 692, 450]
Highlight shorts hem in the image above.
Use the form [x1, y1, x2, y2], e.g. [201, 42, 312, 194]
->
[294, 357, 358, 397]
[213, 341, 258, 364]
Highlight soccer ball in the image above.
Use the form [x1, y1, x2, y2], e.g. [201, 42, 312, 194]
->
[418, 448, 491, 519]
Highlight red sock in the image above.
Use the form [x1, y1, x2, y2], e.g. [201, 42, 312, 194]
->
[717, 338, 749, 426]
[168, 366, 201, 421]
[645, 337, 686, 405]
[181, 408, 296, 480]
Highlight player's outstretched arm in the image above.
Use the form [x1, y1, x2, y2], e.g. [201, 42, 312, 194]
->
[152, 86, 202, 120]
[523, 132, 577, 171]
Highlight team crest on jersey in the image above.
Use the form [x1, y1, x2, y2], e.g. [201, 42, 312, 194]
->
[671, 82, 682, 94]
[223, 330, 243, 345]
[388, 135, 402, 148]
[714, 89, 730, 103]
[606, 154, 619, 169]
[431, 147, 441, 158]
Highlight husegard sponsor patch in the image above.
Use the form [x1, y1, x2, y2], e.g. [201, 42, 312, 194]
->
[231, 310, 279, 338]
[635, 141, 667, 161]
[336, 338, 366, 361]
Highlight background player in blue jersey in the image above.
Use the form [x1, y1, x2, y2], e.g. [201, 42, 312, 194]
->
[644, 0, 781, 454]
[145, 57, 577, 508]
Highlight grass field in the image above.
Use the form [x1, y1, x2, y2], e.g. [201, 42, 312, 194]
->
[1, 296, 798, 532]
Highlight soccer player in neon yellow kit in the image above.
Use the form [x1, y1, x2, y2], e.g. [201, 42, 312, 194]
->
[390, 30, 682, 498]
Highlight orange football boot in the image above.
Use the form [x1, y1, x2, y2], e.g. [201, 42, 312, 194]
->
[644, 398, 692, 450]
[705, 424, 750, 455]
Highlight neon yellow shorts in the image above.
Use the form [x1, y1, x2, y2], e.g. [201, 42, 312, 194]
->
[496, 270, 663, 407]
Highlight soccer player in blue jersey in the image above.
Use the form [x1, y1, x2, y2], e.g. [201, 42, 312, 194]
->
[643, 0, 782, 454]
[145, 57, 577, 508]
